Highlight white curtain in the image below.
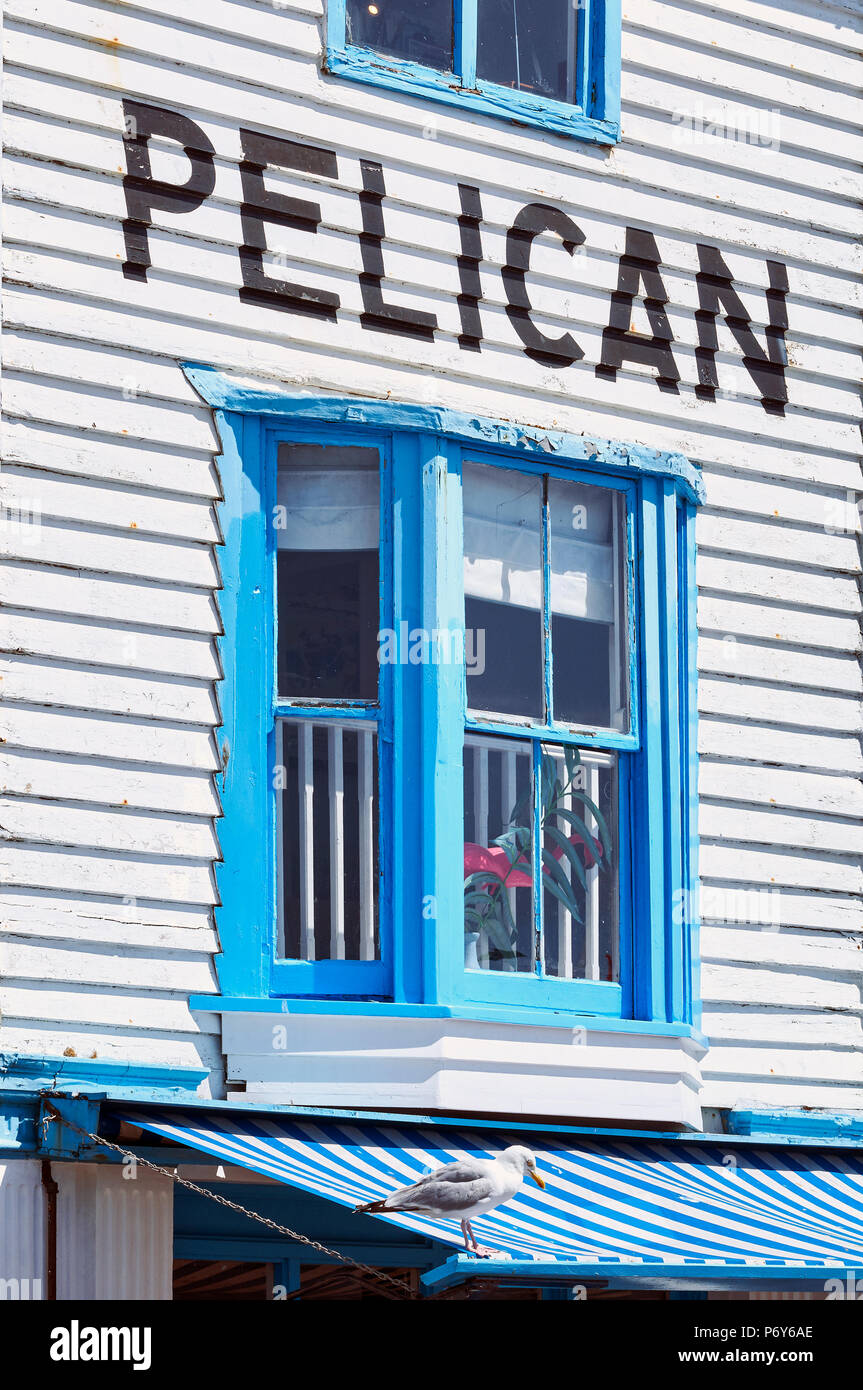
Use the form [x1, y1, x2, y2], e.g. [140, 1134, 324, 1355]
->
[462, 462, 617, 623]
[276, 446, 379, 551]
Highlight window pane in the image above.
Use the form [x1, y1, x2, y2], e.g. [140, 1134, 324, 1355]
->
[278, 720, 379, 961]
[464, 735, 535, 973]
[463, 461, 543, 718]
[346, 0, 454, 72]
[477, 0, 577, 104]
[276, 443, 380, 700]
[463, 737, 618, 982]
[540, 745, 618, 982]
[549, 481, 628, 731]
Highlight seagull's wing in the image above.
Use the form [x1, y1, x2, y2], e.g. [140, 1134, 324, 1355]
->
[381, 1161, 495, 1214]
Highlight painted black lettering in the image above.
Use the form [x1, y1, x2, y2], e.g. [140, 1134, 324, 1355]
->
[457, 184, 484, 352]
[358, 161, 437, 340]
[503, 204, 585, 367]
[596, 227, 680, 393]
[695, 245, 788, 416]
[238, 129, 340, 321]
[121, 101, 215, 282]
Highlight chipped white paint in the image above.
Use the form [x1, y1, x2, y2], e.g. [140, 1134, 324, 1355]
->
[0, 0, 861, 1118]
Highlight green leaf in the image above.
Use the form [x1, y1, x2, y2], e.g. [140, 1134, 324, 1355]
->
[543, 822, 588, 891]
[482, 906, 518, 957]
[492, 826, 530, 867]
[464, 871, 506, 893]
[548, 808, 602, 869]
[507, 783, 532, 828]
[463, 890, 493, 913]
[569, 790, 613, 863]
[540, 753, 555, 807]
[540, 851, 584, 923]
[541, 848, 580, 914]
[564, 745, 581, 783]
[497, 878, 518, 938]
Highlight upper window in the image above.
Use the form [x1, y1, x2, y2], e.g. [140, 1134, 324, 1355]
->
[325, 0, 622, 144]
[215, 401, 699, 1029]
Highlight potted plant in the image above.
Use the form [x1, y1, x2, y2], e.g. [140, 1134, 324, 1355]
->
[463, 746, 611, 970]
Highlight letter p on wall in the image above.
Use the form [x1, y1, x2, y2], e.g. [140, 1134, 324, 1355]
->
[121, 100, 216, 281]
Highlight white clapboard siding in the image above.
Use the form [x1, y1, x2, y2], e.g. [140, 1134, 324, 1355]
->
[0, 748, 220, 817]
[0, 886, 217, 936]
[699, 680, 862, 733]
[700, 886, 863, 934]
[0, 983, 215, 1035]
[0, 614, 221, 682]
[699, 558, 858, 613]
[700, 804, 863, 856]
[0, 656, 218, 725]
[0, 562, 222, 634]
[0, 1022, 224, 1071]
[1, 0, 861, 1114]
[703, 1009, 863, 1049]
[0, 797, 220, 860]
[3, 418, 221, 497]
[698, 764, 863, 818]
[698, 594, 861, 653]
[0, 705, 220, 769]
[698, 637, 862, 694]
[698, 719, 863, 775]
[0, 844, 218, 905]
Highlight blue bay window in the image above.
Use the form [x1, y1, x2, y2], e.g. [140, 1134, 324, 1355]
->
[324, 0, 621, 144]
[196, 372, 702, 1035]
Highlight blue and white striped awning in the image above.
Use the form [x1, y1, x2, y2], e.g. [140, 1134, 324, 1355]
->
[116, 1107, 863, 1280]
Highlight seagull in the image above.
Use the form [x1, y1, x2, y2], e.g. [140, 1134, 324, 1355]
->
[353, 1145, 546, 1257]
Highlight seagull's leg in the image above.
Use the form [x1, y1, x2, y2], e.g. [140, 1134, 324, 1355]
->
[461, 1219, 481, 1254]
[465, 1219, 498, 1259]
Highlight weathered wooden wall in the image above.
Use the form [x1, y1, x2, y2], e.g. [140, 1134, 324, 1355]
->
[1, 0, 861, 1109]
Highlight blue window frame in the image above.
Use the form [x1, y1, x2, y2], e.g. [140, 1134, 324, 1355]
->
[196, 370, 702, 1030]
[324, 0, 621, 145]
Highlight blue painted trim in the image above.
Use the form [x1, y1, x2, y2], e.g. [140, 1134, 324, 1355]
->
[729, 1110, 863, 1141]
[660, 481, 684, 1022]
[122, 1108, 863, 1148]
[183, 368, 704, 505]
[459, 972, 623, 1016]
[324, 0, 620, 145]
[0, 1096, 39, 1152]
[465, 716, 638, 751]
[209, 408, 270, 998]
[421, 436, 466, 1006]
[0, 1053, 208, 1094]
[632, 481, 665, 1020]
[391, 431, 425, 1003]
[421, 1254, 860, 1294]
[680, 501, 701, 1029]
[187, 994, 706, 1044]
[455, 0, 477, 88]
[266, 423, 396, 998]
[272, 703, 378, 720]
[7, 1089, 863, 1152]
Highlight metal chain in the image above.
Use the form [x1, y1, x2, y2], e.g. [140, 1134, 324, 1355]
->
[42, 1102, 415, 1299]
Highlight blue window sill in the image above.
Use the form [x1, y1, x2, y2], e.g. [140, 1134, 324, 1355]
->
[324, 46, 620, 146]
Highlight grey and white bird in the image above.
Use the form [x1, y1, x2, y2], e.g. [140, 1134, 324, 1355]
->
[354, 1145, 546, 1257]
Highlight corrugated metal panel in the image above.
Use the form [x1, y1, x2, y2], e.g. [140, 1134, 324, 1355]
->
[1, 0, 861, 1109]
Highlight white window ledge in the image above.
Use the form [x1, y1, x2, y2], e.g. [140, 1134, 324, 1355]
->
[220, 1011, 706, 1130]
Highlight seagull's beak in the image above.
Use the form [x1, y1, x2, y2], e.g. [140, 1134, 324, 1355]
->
[528, 1166, 546, 1190]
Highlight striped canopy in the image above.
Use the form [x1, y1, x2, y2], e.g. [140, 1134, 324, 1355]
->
[116, 1107, 863, 1277]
